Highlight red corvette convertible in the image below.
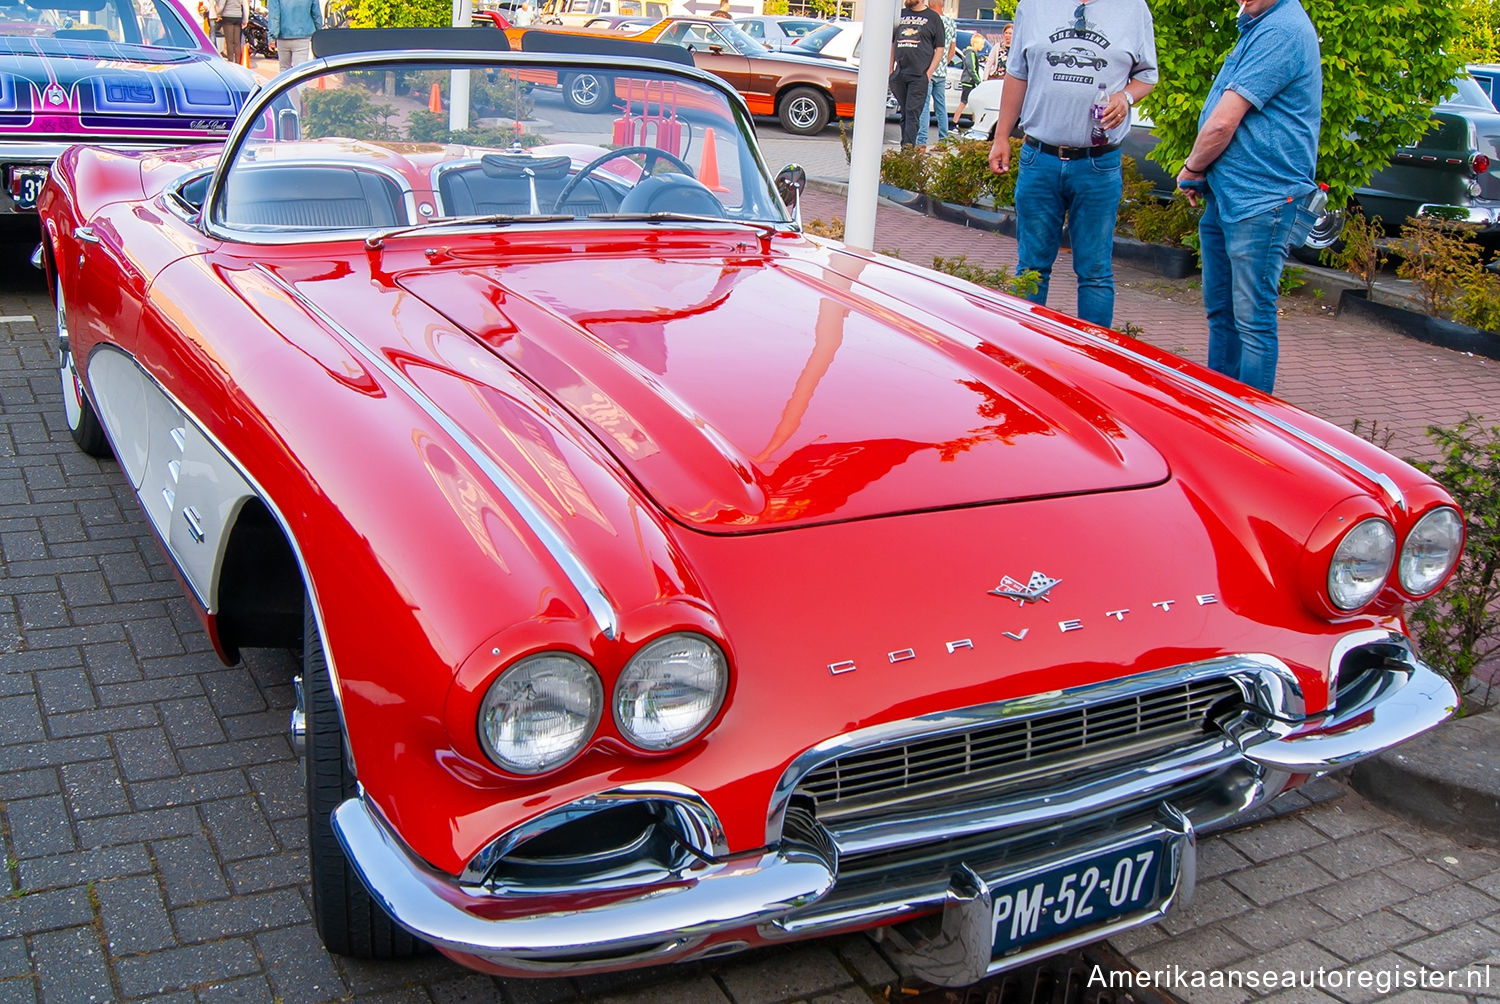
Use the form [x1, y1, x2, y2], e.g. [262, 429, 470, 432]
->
[35, 27, 1463, 986]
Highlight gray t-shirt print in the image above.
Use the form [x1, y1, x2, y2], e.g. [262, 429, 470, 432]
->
[1006, 0, 1158, 148]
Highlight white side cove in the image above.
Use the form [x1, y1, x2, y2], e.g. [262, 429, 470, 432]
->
[87, 346, 255, 612]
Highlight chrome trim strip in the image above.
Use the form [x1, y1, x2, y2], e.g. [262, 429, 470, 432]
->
[332, 795, 835, 961]
[765, 655, 1302, 844]
[460, 783, 729, 885]
[1052, 323, 1408, 511]
[253, 263, 620, 640]
[822, 740, 1245, 859]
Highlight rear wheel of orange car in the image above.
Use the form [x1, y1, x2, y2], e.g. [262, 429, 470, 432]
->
[563, 71, 611, 112]
[303, 600, 424, 959]
[54, 279, 110, 458]
[778, 86, 830, 136]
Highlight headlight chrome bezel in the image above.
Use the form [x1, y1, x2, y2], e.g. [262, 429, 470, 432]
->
[613, 632, 729, 752]
[1397, 505, 1464, 598]
[477, 651, 604, 776]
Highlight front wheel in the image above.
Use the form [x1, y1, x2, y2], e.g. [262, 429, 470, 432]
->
[54, 279, 109, 457]
[778, 85, 830, 136]
[563, 71, 611, 113]
[303, 601, 422, 959]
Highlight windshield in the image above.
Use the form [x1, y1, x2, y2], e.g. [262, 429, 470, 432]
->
[0, 0, 199, 49]
[790, 22, 840, 55]
[213, 55, 792, 238]
[655, 19, 768, 56]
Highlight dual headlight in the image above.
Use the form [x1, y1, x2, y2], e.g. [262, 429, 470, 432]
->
[477, 633, 729, 775]
[1328, 507, 1463, 611]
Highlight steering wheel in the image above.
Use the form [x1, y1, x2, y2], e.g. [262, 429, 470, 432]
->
[550, 145, 698, 214]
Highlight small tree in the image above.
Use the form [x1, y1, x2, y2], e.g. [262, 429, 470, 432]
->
[345, 0, 451, 29]
[1144, 1, 1466, 210]
[1455, 0, 1500, 63]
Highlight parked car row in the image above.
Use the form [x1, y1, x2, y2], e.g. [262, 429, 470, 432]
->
[965, 70, 1500, 259]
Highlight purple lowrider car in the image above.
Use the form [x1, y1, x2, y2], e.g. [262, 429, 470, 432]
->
[2, 0, 255, 233]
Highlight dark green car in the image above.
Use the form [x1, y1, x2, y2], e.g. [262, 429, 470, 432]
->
[1121, 74, 1500, 259]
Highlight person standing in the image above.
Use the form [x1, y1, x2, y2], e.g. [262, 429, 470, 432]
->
[986, 0, 1156, 328]
[952, 32, 985, 124]
[212, 0, 243, 61]
[981, 22, 1011, 80]
[890, 0, 945, 149]
[268, 0, 322, 73]
[915, 0, 956, 147]
[1175, 0, 1321, 395]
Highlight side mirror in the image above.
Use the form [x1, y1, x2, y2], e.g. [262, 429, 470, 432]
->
[277, 107, 300, 141]
[775, 163, 806, 221]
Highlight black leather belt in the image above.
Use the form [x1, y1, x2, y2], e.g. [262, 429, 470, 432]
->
[1024, 136, 1120, 160]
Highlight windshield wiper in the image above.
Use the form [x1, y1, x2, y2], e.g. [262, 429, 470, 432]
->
[587, 212, 781, 238]
[365, 213, 575, 250]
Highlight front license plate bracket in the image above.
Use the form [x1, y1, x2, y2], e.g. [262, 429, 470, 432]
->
[889, 803, 1197, 988]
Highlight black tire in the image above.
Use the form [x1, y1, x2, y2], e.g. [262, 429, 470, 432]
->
[54, 278, 110, 458]
[778, 85, 830, 136]
[563, 72, 611, 113]
[303, 601, 422, 959]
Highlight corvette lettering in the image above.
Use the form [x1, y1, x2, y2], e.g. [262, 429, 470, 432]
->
[828, 592, 1220, 674]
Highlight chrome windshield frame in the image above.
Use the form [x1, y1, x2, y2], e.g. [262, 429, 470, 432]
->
[199, 46, 790, 244]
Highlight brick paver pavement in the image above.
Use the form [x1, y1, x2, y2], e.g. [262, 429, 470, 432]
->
[2, 193, 1499, 1003]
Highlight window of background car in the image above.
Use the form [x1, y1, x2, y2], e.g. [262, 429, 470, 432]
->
[793, 22, 839, 54]
[1447, 74, 1494, 111]
[211, 58, 791, 237]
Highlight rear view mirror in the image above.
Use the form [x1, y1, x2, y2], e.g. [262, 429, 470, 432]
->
[775, 163, 806, 220]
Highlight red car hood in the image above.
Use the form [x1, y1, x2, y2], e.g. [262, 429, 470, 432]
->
[394, 243, 1169, 533]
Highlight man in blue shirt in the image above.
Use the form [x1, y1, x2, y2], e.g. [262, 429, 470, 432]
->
[1176, 0, 1321, 395]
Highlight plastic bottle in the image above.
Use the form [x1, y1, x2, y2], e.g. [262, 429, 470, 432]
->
[1090, 83, 1109, 147]
[1307, 182, 1330, 214]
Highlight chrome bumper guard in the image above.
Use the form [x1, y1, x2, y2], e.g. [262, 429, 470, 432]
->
[329, 635, 1453, 974]
[1231, 647, 1456, 775]
[331, 798, 836, 966]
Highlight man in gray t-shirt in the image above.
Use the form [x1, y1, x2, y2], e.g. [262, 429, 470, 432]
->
[985, 0, 1157, 327]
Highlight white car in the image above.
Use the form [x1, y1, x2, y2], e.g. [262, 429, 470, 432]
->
[790, 19, 964, 114]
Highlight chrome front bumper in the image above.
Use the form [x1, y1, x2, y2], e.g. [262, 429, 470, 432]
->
[330, 633, 1455, 976]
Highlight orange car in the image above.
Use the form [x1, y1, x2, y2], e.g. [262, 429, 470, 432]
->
[506, 15, 859, 134]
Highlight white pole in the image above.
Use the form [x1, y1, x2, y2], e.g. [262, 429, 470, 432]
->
[844, 0, 896, 250]
[450, 0, 472, 132]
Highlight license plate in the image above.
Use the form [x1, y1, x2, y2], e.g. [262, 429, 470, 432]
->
[992, 836, 1166, 957]
[9, 166, 49, 211]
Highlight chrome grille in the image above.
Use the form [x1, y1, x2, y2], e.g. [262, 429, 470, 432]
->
[796, 677, 1245, 818]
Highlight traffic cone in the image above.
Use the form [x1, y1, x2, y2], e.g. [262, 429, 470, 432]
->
[698, 126, 728, 193]
[241, 41, 250, 66]
[428, 82, 443, 114]
[316, 74, 328, 91]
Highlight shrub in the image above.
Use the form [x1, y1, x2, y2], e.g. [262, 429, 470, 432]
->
[879, 145, 930, 194]
[1127, 190, 1201, 248]
[1394, 215, 1485, 317]
[1453, 271, 1500, 332]
[301, 87, 379, 140]
[804, 216, 845, 239]
[926, 140, 996, 207]
[932, 254, 1041, 298]
[1407, 415, 1500, 700]
[1115, 155, 1158, 235]
[1324, 207, 1386, 293]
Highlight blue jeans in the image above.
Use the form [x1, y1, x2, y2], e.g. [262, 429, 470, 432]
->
[1200, 191, 1316, 395]
[916, 72, 949, 145]
[1013, 143, 1123, 328]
